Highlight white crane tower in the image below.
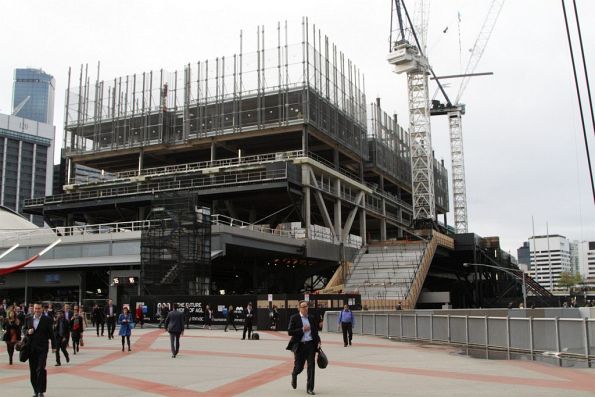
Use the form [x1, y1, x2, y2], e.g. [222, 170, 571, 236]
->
[387, 0, 436, 227]
[388, 0, 504, 233]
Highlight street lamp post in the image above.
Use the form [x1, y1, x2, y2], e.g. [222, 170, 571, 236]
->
[463, 263, 527, 309]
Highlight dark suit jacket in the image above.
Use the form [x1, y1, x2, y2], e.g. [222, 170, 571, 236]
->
[165, 310, 185, 334]
[286, 313, 320, 353]
[23, 315, 56, 352]
[244, 308, 255, 326]
[104, 304, 117, 319]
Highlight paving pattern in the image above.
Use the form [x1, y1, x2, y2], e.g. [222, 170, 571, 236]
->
[1, 327, 594, 396]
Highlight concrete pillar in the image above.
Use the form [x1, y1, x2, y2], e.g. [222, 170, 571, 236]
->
[359, 208, 367, 246]
[380, 199, 387, 241]
[302, 127, 308, 154]
[334, 179, 342, 243]
[333, 148, 340, 170]
[210, 141, 216, 161]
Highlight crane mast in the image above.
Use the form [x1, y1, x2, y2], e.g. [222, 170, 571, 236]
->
[388, 0, 436, 225]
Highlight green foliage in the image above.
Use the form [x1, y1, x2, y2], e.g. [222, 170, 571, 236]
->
[557, 271, 584, 290]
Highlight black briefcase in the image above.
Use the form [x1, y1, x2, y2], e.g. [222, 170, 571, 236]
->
[16, 336, 30, 362]
[317, 347, 328, 369]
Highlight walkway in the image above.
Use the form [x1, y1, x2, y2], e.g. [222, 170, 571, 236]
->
[1, 327, 593, 396]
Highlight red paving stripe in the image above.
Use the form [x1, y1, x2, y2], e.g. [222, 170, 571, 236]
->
[333, 360, 595, 392]
[510, 360, 595, 388]
[259, 330, 288, 340]
[206, 361, 294, 397]
[148, 347, 291, 362]
[83, 369, 206, 397]
[0, 373, 29, 385]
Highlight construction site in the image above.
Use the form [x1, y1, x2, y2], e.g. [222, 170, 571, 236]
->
[12, 3, 554, 310]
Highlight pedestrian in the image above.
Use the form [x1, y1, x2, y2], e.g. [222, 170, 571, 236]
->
[104, 299, 117, 339]
[337, 304, 355, 347]
[118, 307, 134, 352]
[184, 305, 190, 329]
[53, 310, 70, 366]
[23, 302, 56, 397]
[77, 305, 88, 347]
[204, 304, 213, 329]
[224, 305, 238, 332]
[135, 303, 144, 329]
[395, 302, 402, 310]
[2, 308, 21, 365]
[165, 303, 185, 358]
[158, 304, 170, 329]
[270, 305, 280, 331]
[242, 303, 255, 340]
[92, 304, 105, 336]
[286, 300, 321, 395]
[70, 306, 84, 355]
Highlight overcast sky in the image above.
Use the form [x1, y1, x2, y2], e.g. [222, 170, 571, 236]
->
[1, 0, 593, 255]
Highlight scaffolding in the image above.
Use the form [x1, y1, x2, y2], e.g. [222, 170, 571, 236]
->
[64, 19, 367, 160]
[140, 193, 211, 296]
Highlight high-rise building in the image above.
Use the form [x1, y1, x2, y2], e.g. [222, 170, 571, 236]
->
[0, 113, 55, 225]
[529, 234, 572, 292]
[517, 241, 531, 270]
[12, 68, 55, 125]
[578, 241, 595, 285]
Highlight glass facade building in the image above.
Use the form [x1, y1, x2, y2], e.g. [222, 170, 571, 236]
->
[12, 68, 55, 125]
[0, 114, 54, 226]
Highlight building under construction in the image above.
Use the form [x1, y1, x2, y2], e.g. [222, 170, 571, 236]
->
[16, 19, 548, 309]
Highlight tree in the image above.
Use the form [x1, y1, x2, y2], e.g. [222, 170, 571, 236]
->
[557, 271, 584, 293]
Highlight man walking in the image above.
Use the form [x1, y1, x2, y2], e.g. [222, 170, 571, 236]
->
[104, 299, 117, 339]
[286, 301, 321, 395]
[24, 302, 56, 397]
[242, 303, 255, 340]
[337, 304, 355, 347]
[165, 303, 185, 358]
[53, 310, 70, 366]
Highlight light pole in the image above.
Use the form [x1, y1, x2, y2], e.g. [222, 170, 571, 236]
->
[463, 263, 527, 309]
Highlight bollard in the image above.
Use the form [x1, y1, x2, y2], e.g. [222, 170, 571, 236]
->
[583, 318, 591, 368]
[506, 316, 511, 360]
[529, 317, 534, 361]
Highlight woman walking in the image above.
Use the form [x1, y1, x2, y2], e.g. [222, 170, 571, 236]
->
[224, 305, 237, 332]
[135, 303, 144, 329]
[118, 307, 134, 352]
[2, 309, 21, 365]
[204, 304, 213, 330]
[70, 307, 84, 354]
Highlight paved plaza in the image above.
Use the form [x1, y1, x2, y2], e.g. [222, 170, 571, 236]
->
[1, 327, 594, 396]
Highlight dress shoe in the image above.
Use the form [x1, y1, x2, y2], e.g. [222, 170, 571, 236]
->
[172, 355, 176, 358]
[307, 390, 315, 395]
[39, 393, 45, 397]
[291, 374, 297, 389]
[344, 344, 347, 347]
[122, 347, 124, 352]
[55, 363, 61, 366]
[128, 347, 131, 351]
[66, 355, 70, 363]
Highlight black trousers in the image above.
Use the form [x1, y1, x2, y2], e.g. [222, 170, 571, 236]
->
[169, 332, 181, 355]
[96, 321, 105, 336]
[55, 338, 69, 364]
[341, 322, 353, 345]
[292, 341, 316, 391]
[29, 348, 49, 394]
[106, 317, 116, 338]
[224, 319, 237, 331]
[242, 322, 253, 339]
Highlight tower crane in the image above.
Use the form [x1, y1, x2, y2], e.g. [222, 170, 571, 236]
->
[387, 0, 451, 228]
[430, 0, 505, 234]
[388, 0, 504, 234]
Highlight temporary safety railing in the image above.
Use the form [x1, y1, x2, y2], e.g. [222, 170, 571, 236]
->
[325, 311, 594, 367]
[0, 220, 161, 246]
[26, 168, 289, 206]
[68, 150, 305, 186]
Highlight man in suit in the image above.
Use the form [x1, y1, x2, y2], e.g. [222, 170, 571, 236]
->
[53, 310, 70, 366]
[164, 303, 185, 358]
[242, 302, 255, 340]
[286, 300, 321, 395]
[104, 299, 117, 339]
[24, 302, 56, 397]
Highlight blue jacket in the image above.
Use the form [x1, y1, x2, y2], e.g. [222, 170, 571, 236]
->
[118, 313, 133, 336]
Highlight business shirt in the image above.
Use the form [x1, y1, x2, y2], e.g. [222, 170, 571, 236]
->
[338, 310, 355, 325]
[300, 315, 313, 342]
